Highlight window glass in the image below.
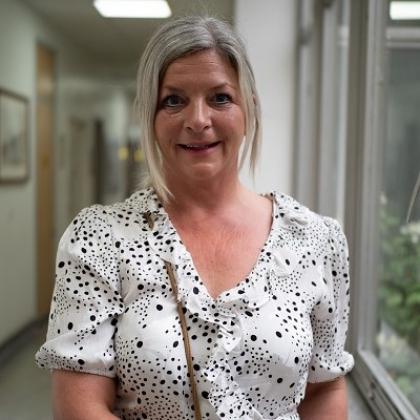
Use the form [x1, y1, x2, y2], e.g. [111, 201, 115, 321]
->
[375, 45, 420, 412]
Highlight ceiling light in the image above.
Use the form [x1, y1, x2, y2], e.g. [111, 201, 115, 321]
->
[390, 1, 420, 20]
[94, 0, 171, 18]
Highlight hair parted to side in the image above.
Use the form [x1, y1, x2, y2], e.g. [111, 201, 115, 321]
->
[135, 16, 262, 202]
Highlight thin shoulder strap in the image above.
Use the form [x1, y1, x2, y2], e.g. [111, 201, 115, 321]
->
[145, 212, 202, 420]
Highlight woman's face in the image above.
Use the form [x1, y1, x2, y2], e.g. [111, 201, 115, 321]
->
[154, 49, 246, 185]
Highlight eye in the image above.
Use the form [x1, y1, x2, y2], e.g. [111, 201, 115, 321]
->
[161, 94, 184, 108]
[212, 93, 232, 105]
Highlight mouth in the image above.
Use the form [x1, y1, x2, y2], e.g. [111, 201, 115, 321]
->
[178, 141, 221, 151]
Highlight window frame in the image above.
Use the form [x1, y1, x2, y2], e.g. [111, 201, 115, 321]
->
[293, 0, 323, 211]
[345, 0, 420, 418]
[293, 0, 350, 222]
[294, 0, 420, 418]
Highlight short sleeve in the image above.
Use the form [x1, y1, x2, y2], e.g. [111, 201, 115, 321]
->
[35, 205, 124, 378]
[307, 217, 354, 382]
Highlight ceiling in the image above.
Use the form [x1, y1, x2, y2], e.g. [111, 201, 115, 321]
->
[20, 0, 234, 75]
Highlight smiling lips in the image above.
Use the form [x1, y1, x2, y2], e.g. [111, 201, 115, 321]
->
[178, 141, 221, 151]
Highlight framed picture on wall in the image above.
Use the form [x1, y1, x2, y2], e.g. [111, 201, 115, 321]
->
[0, 89, 29, 182]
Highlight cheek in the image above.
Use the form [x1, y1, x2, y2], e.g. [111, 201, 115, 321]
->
[240, 116, 246, 136]
[230, 106, 246, 133]
[226, 110, 246, 138]
[154, 113, 180, 143]
[153, 114, 165, 142]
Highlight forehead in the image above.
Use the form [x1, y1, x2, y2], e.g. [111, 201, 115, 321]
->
[161, 49, 238, 87]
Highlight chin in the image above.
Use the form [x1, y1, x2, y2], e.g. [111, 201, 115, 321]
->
[185, 162, 220, 177]
[188, 170, 220, 182]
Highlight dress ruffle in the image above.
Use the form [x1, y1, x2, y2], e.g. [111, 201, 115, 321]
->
[141, 188, 309, 420]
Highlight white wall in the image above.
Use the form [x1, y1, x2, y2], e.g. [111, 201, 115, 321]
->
[235, 0, 296, 195]
[0, 0, 132, 345]
[0, 0, 36, 346]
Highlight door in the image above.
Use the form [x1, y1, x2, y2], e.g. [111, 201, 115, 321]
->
[36, 44, 55, 317]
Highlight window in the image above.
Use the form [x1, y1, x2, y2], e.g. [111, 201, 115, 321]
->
[345, 1, 420, 419]
[295, 0, 420, 418]
[375, 26, 420, 415]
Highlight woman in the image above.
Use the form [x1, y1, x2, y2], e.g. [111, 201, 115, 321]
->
[36, 16, 354, 420]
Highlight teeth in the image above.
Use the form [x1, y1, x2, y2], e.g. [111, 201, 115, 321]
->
[182, 142, 219, 149]
[186, 144, 206, 149]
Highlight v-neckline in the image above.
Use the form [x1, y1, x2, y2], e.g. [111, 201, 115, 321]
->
[162, 192, 277, 302]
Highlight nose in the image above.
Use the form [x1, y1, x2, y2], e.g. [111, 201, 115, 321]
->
[184, 99, 211, 133]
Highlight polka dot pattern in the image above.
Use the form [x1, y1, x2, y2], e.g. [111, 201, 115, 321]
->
[35, 187, 354, 419]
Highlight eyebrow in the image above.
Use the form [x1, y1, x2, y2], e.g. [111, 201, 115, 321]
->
[160, 82, 237, 93]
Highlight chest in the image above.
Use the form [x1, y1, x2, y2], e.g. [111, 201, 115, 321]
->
[115, 286, 315, 416]
[177, 223, 270, 300]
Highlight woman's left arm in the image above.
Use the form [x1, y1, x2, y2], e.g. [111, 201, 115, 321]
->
[298, 377, 348, 420]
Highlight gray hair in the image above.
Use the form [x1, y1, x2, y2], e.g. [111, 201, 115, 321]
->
[135, 16, 262, 202]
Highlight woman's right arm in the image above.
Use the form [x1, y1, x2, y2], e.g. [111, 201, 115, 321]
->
[52, 370, 120, 420]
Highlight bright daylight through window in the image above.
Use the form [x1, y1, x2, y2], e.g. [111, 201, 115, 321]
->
[375, 7, 420, 409]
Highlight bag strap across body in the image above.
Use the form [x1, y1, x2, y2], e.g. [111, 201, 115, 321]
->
[145, 212, 202, 420]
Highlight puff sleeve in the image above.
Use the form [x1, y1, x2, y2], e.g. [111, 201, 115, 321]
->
[35, 205, 124, 378]
[307, 217, 354, 382]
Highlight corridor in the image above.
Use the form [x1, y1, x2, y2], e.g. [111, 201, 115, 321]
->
[0, 0, 419, 418]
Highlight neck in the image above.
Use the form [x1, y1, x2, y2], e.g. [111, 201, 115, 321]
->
[163, 173, 251, 219]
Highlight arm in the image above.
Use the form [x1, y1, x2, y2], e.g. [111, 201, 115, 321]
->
[35, 207, 124, 419]
[297, 377, 348, 420]
[52, 370, 120, 420]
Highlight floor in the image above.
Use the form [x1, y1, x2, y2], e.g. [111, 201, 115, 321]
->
[0, 324, 375, 420]
[0, 326, 52, 420]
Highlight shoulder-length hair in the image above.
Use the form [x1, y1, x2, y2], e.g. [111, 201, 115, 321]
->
[135, 16, 262, 202]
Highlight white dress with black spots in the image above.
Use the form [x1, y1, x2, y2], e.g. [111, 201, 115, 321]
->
[36, 187, 354, 420]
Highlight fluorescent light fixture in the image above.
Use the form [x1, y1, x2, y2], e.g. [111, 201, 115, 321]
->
[390, 1, 420, 20]
[94, 0, 171, 18]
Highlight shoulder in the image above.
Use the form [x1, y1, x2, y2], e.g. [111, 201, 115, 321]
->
[63, 188, 168, 255]
[270, 190, 331, 226]
[70, 187, 157, 230]
[270, 190, 347, 247]
[58, 188, 157, 266]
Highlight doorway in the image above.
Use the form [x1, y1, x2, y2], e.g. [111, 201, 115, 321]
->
[36, 44, 55, 317]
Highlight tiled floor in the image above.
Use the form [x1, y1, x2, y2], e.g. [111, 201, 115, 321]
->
[0, 325, 375, 420]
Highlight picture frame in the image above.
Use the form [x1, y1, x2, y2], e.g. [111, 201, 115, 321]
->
[0, 89, 29, 183]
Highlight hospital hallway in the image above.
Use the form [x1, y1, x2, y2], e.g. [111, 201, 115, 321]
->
[1, 0, 419, 419]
